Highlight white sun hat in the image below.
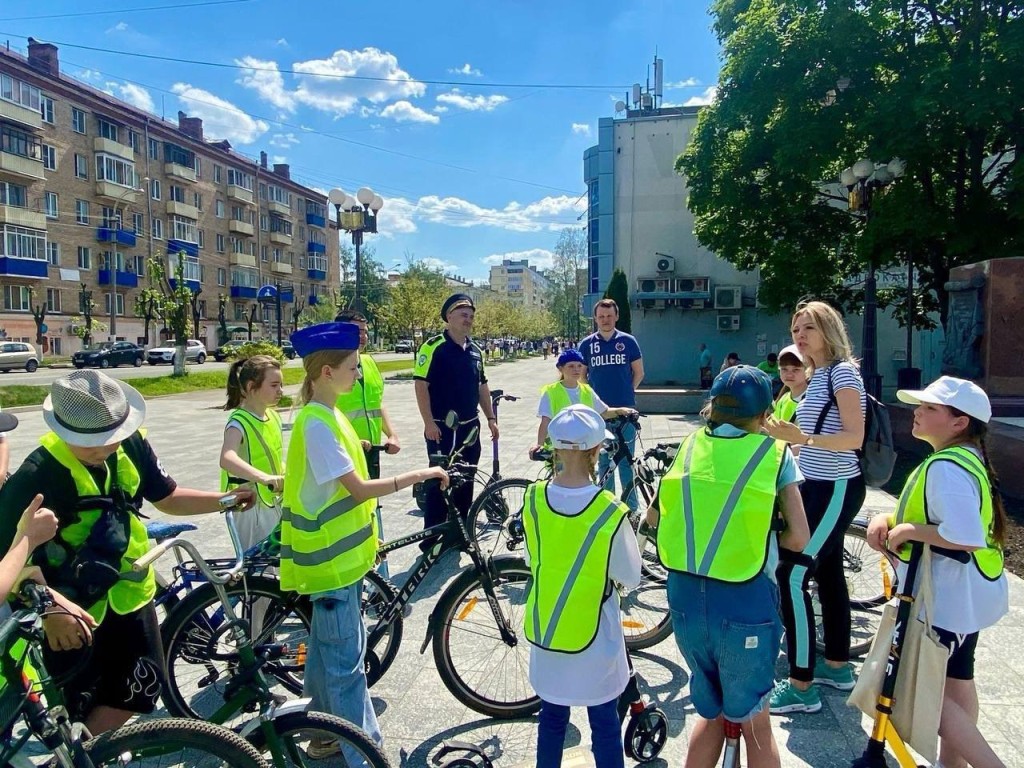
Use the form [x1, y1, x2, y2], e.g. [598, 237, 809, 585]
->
[43, 369, 147, 447]
[896, 375, 991, 424]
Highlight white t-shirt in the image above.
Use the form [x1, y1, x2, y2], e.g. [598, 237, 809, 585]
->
[224, 414, 283, 551]
[526, 483, 642, 706]
[298, 403, 355, 517]
[895, 447, 1009, 634]
[536, 385, 608, 420]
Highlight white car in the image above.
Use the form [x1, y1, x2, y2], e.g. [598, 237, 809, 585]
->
[146, 339, 207, 366]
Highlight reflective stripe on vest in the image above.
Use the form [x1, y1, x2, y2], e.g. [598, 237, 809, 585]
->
[336, 353, 385, 444]
[540, 381, 595, 417]
[893, 445, 1003, 580]
[522, 482, 626, 653]
[221, 408, 284, 507]
[656, 430, 784, 583]
[39, 432, 155, 623]
[280, 404, 378, 594]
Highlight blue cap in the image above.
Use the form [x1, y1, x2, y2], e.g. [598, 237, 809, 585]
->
[709, 365, 773, 417]
[556, 348, 584, 367]
[290, 322, 360, 357]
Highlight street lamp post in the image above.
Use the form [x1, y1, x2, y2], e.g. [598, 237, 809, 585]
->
[108, 177, 148, 340]
[840, 157, 905, 400]
[327, 187, 384, 312]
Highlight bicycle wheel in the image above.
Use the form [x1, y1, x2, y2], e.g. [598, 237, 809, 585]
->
[246, 710, 390, 768]
[468, 478, 531, 559]
[813, 587, 887, 659]
[433, 555, 540, 718]
[85, 718, 265, 767]
[619, 476, 671, 651]
[844, 522, 898, 607]
[161, 574, 312, 723]
[362, 569, 403, 686]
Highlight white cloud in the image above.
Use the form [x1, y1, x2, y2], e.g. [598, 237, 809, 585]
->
[170, 83, 269, 144]
[236, 57, 295, 112]
[376, 197, 419, 235]
[380, 100, 440, 124]
[436, 89, 508, 112]
[379, 194, 583, 235]
[275, 38, 289, 47]
[100, 81, 155, 113]
[483, 249, 555, 269]
[683, 85, 718, 107]
[571, 123, 591, 136]
[269, 132, 300, 148]
[448, 63, 483, 77]
[272, 155, 287, 164]
[106, 21, 129, 33]
[421, 257, 460, 272]
[433, 105, 449, 114]
[667, 77, 700, 89]
[76, 69, 102, 82]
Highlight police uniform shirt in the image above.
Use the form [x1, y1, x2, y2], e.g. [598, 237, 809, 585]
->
[413, 331, 487, 422]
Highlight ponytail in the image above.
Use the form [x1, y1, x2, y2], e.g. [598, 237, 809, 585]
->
[223, 354, 282, 410]
[953, 413, 1007, 547]
[224, 359, 246, 409]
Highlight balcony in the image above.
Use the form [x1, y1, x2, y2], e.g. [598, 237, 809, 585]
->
[267, 200, 290, 217]
[230, 285, 258, 299]
[0, 256, 48, 278]
[0, 206, 46, 229]
[96, 181, 140, 202]
[306, 212, 326, 228]
[96, 226, 137, 247]
[227, 184, 254, 205]
[0, 99, 42, 130]
[166, 200, 199, 219]
[269, 231, 292, 246]
[93, 137, 134, 161]
[167, 238, 199, 258]
[168, 278, 201, 292]
[229, 220, 254, 237]
[270, 261, 292, 275]
[164, 162, 197, 183]
[307, 241, 326, 254]
[98, 269, 139, 288]
[307, 268, 327, 281]
[0, 151, 45, 181]
[229, 253, 257, 268]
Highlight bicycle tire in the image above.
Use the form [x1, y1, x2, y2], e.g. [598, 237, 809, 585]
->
[432, 555, 540, 718]
[468, 477, 531, 559]
[362, 569, 403, 686]
[85, 717, 265, 767]
[160, 575, 312, 723]
[618, 475, 672, 651]
[245, 709, 390, 768]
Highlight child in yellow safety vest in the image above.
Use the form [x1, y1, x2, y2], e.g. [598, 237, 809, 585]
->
[772, 344, 810, 424]
[866, 376, 1008, 768]
[648, 366, 809, 768]
[523, 404, 641, 768]
[530, 348, 638, 457]
[282, 322, 449, 761]
[219, 354, 285, 552]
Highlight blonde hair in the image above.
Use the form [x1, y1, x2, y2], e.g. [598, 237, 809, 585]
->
[224, 355, 282, 410]
[298, 349, 357, 405]
[552, 445, 602, 484]
[791, 300, 855, 365]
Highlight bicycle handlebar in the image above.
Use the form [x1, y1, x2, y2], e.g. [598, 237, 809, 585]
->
[0, 582, 53, 651]
[132, 499, 248, 582]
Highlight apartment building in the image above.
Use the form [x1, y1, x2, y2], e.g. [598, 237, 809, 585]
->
[0, 38, 339, 355]
[487, 259, 551, 309]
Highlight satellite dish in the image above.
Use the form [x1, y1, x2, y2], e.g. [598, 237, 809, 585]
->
[614, 100, 626, 114]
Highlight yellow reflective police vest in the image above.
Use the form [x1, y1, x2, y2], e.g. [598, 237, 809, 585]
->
[773, 392, 798, 423]
[336, 354, 384, 444]
[893, 445, 1003, 580]
[540, 381, 596, 417]
[221, 408, 284, 508]
[38, 432, 155, 623]
[280, 405, 378, 595]
[656, 429, 785, 583]
[522, 482, 626, 653]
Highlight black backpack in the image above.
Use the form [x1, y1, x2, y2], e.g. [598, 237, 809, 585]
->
[813, 366, 897, 488]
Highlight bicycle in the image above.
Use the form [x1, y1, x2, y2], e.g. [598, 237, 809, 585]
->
[136, 496, 391, 768]
[0, 581, 266, 768]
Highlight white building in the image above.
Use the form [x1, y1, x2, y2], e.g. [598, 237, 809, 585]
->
[488, 259, 552, 309]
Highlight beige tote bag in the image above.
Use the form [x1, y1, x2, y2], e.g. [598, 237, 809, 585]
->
[848, 546, 949, 764]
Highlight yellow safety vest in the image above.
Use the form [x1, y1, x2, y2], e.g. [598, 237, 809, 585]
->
[774, 391, 797, 423]
[656, 429, 785, 583]
[540, 381, 596, 417]
[336, 354, 385, 444]
[221, 407, 284, 507]
[38, 432, 155, 623]
[522, 482, 626, 653]
[280, 405, 378, 594]
[893, 445, 1003, 580]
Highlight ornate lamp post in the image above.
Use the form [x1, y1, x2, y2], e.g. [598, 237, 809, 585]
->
[840, 157, 905, 399]
[327, 187, 384, 312]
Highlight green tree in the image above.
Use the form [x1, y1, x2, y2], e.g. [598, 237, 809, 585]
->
[548, 228, 588, 340]
[374, 259, 447, 351]
[603, 268, 632, 333]
[679, 0, 1024, 328]
[148, 252, 194, 376]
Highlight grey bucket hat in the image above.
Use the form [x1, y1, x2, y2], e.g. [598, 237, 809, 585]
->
[42, 370, 147, 447]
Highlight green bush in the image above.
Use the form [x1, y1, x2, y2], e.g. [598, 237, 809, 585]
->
[226, 340, 285, 363]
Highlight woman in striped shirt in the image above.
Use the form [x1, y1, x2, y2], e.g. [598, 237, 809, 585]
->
[766, 301, 867, 715]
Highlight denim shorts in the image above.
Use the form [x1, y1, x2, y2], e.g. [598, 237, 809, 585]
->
[667, 571, 782, 723]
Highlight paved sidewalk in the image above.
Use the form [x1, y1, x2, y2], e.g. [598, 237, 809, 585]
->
[5, 354, 1022, 767]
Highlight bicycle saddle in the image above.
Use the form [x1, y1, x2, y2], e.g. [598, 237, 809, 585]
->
[146, 521, 199, 541]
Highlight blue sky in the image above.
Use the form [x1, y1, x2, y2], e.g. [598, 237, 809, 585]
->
[1, 0, 722, 284]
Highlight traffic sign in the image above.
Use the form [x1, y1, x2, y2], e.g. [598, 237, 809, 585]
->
[39, 323, 48, 334]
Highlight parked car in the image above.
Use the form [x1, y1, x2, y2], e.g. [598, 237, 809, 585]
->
[0, 341, 39, 373]
[72, 341, 144, 369]
[395, 339, 414, 354]
[147, 339, 207, 366]
[213, 339, 246, 362]
[279, 340, 297, 359]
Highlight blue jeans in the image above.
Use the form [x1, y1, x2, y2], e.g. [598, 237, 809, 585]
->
[599, 422, 637, 511]
[536, 698, 623, 768]
[305, 582, 383, 764]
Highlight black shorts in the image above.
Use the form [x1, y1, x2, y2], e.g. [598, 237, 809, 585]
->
[43, 601, 164, 720]
[933, 627, 979, 681]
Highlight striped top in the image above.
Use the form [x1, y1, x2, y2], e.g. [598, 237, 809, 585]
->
[795, 362, 866, 481]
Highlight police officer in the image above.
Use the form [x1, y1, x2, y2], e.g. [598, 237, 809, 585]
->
[413, 293, 498, 531]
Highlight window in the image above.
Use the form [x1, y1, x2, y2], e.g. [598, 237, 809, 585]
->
[71, 107, 86, 133]
[101, 250, 125, 272]
[104, 293, 126, 316]
[148, 137, 159, 160]
[260, 245, 268, 262]
[44, 192, 58, 219]
[216, 233, 225, 252]
[1, 74, 41, 112]
[198, 300, 206, 319]
[0, 225, 46, 260]
[170, 215, 198, 243]
[193, 191, 203, 211]
[46, 288, 62, 313]
[132, 212, 144, 235]
[169, 185, 186, 203]
[134, 255, 146, 276]
[127, 129, 140, 153]
[101, 206, 121, 229]
[266, 184, 290, 206]
[97, 117, 118, 142]
[260, 214, 268, 231]
[3, 285, 31, 311]
[75, 199, 89, 225]
[169, 253, 201, 282]
[96, 154, 137, 187]
[40, 95, 54, 124]
[47, 241, 60, 265]
[41, 143, 56, 170]
[198, 229, 205, 249]
[298, 225, 306, 241]
[150, 178, 161, 200]
[1, 124, 42, 160]
[77, 246, 91, 269]
[228, 169, 253, 190]
[269, 218, 292, 236]
[217, 267, 226, 287]
[214, 164, 222, 184]
[259, 183, 267, 200]
[215, 200, 225, 218]
[74, 153, 88, 179]
[0, 182, 27, 207]
[151, 218, 163, 239]
[194, 157, 201, 178]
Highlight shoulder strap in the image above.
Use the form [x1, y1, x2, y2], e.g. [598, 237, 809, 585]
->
[812, 365, 837, 435]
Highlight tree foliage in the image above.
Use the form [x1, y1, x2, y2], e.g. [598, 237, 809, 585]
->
[547, 228, 589, 340]
[603, 268, 632, 333]
[373, 260, 449, 344]
[678, 0, 1024, 327]
[145, 252, 195, 376]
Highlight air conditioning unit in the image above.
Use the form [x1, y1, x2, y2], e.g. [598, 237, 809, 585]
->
[676, 276, 710, 294]
[655, 255, 676, 273]
[714, 286, 742, 309]
[68, 324, 81, 334]
[717, 313, 741, 332]
[691, 299, 707, 309]
[636, 277, 671, 294]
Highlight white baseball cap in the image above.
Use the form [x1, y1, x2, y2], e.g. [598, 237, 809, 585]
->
[896, 376, 992, 423]
[548, 404, 609, 451]
[778, 344, 803, 364]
